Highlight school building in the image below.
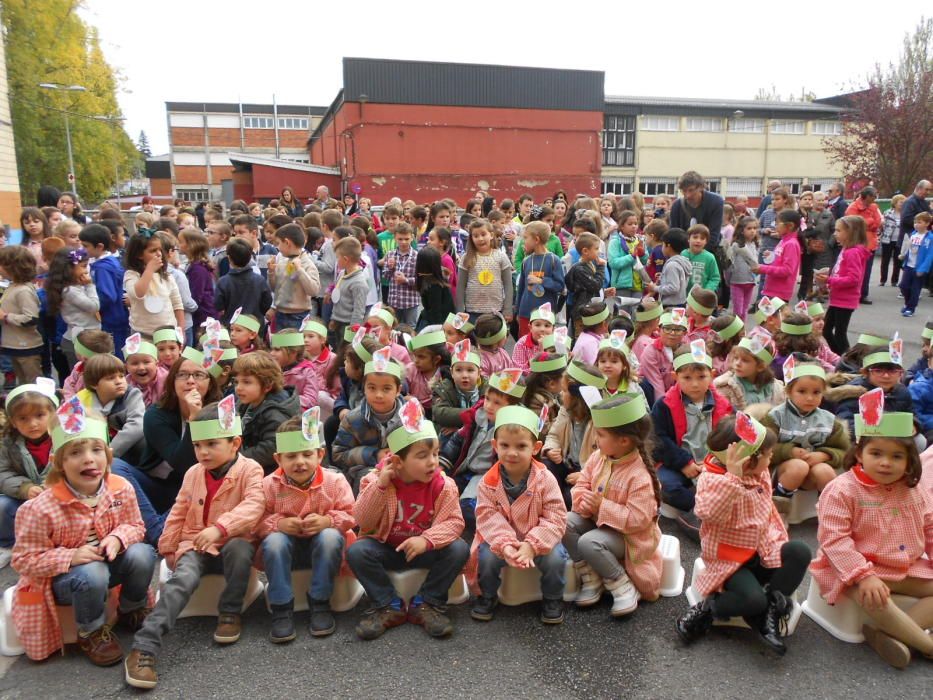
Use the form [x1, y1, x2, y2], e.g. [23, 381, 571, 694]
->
[0, 29, 21, 227]
[151, 58, 848, 206]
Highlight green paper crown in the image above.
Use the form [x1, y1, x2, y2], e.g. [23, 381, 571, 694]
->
[673, 351, 713, 370]
[530, 354, 568, 373]
[737, 337, 774, 365]
[73, 337, 95, 359]
[271, 331, 305, 349]
[275, 430, 320, 453]
[807, 302, 825, 317]
[494, 405, 540, 437]
[710, 413, 768, 463]
[445, 313, 475, 335]
[301, 320, 328, 339]
[181, 346, 205, 366]
[189, 416, 242, 441]
[477, 322, 508, 345]
[230, 313, 261, 334]
[344, 325, 359, 343]
[153, 328, 183, 345]
[854, 412, 914, 439]
[687, 294, 714, 316]
[124, 340, 158, 360]
[52, 417, 110, 450]
[857, 332, 889, 347]
[862, 351, 902, 368]
[387, 419, 438, 454]
[753, 297, 786, 324]
[409, 329, 446, 351]
[487, 370, 526, 398]
[598, 336, 631, 356]
[780, 321, 813, 336]
[785, 363, 826, 384]
[6, 383, 59, 409]
[566, 360, 607, 389]
[219, 347, 238, 363]
[581, 306, 610, 326]
[660, 311, 688, 329]
[530, 305, 555, 324]
[923, 326, 933, 341]
[367, 307, 396, 328]
[635, 304, 664, 322]
[590, 397, 648, 428]
[364, 358, 402, 379]
[716, 315, 745, 342]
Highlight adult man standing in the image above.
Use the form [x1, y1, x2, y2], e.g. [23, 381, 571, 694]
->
[756, 180, 782, 218]
[826, 182, 848, 222]
[669, 171, 724, 250]
[311, 185, 330, 209]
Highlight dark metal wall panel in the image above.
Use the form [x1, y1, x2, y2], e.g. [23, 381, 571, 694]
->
[342, 58, 604, 112]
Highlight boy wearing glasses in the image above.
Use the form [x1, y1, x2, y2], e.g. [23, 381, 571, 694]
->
[639, 310, 688, 399]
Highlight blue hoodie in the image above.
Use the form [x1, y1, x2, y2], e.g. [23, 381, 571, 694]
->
[91, 255, 129, 334]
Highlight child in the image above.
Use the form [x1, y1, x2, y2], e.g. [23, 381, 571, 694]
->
[676, 414, 812, 655]
[443, 312, 474, 347]
[153, 326, 184, 371]
[817, 215, 870, 355]
[640, 310, 688, 399]
[53, 218, 82, 249]
[651, 343, 732, 539]
[607, 210, 647, 306]
[416, 246, 455, 330]
[234, 351, 302, 474]
[0, 245, 43, 384]
[762, 358, 849, 509]
[406, 326, 450, 413]
[713, 333, 784, 410]
[475, 313, 512, 379]
[512, 302, 556, 372]
[728, 216, 760, 321]
[684, 286, 717, 344]
[77, 354, 146, 464]
[365, 303, 414, 370]
[650, 228, 692, 307]
[456, 219, 514, 321]
[708, 313, 745, 377]
[807, 301, 840, 371]
[376, 206, 401, 302]
[13, 405, 156, 664]
[565, 232, 609, 335]
[324, 334, 382, 459]
[432, 340, 484, 437]
[564, 395, 663, 616]
[42, 246, 100, 370]
[269, 329, 322, 411]
[259, 413, 355, 642]
[572, 301, 609, 366]
[205, 220, 231, 277]
[543, 360, 602, 508]
[229, 309, 263, 354]
[897, 211, 933, 317]
[630, 301, 663, 363]
[214, 238, 274, 327]
[751, 295, 786, 336]
[597, 331, 645, 404]
[753, 209, 803, 304]
[125, 402, 265, 689]
[0, 383, 57, 566]
[332, 348, 404, 491]
[427, 226, 458, 290]
[301, 316, 340, 413]
[328, 236, 368, 348]
[809, 399, 933, 668]
[347, 399, 469, 640]
[62, 329, 114, 399]
[179, 229, 216, 331]
[80, 223, 130, 354]
[643, 218, 669, 285]
[384, 222, 420, 327]
[123, 233, 185, 337]
[515, 222, 565, 338]
[523, 352, 566, 438]
[470, 405, 569, 624]
[771, 311, 832, 379]
[681, 224, 721, 292]
[20, 207, 49, 276]
[268, 223, 321, 331]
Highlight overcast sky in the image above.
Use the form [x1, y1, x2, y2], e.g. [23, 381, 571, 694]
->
[80, 1, 925, 155]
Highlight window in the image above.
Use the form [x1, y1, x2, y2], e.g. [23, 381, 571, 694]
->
[705, 179, 721, 194]
[602, 178, 634, 195]
[277, 117, 309, 130]
[175, 189, 209, 202]
[243, 116, 274, 129]
[601, 115, 636, 167]
[641, 116, 679, 132]
[773, 178, 803, 195]
[808, 178, 838, 192]
[638, 178, 678, 196]
[726, 177, 763, 197]
[685, 117, 723, 132]
[813, 121, 842, 136]
[281, 155, 311, 164]
[771, 120, 805, 134]
[728, 118, 765, 133]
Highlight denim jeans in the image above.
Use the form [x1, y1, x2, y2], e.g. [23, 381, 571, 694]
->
[657, 465, 696, 512]
[110, 460, 182, 546]
[347, 537, 470, 609]
[133, 538, 255, 656]
[477, 541, 567, 600]
[261, 529, 345, 606]
[394, 306, 419, 328]
[51, 542, 156, 634]
[275, 310, 307, 332]
[0, 494, 24, 548]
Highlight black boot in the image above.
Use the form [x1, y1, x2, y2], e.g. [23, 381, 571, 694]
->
[676, 599, 713, 643]
[308, 595, 336, 637]
[756, 586, 791, 656]
[270, 601, 296, 644]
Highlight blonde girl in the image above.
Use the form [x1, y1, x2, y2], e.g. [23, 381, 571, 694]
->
[630, 301, 663, 363]
[596, 333, 646, 405]
[455, 219, 513, 320]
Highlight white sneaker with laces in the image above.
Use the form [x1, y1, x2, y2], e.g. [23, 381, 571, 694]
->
[573, 561, 604, 607]
[605, 572, 640, 617]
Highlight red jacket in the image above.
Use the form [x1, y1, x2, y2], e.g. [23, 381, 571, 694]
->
[846, 199, 882, 251]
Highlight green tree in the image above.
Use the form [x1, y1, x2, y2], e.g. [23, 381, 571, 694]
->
[136, 130, 151, 158]
[2, 0, 139, 205]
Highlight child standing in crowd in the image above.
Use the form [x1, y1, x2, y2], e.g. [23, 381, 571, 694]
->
[649, 228, 692, 307]
[817, 215, 870, 355]
[268, 223, 321, 331]
[681, 225, 720, 292]
[179, 229, 216, 331]
[897, 212, 933, 317]
[564, 233, 608, 335]
[377, 206, 401, 303]
[515, 222, 565, 338]
[123, 233, 185, 337]
[0, 245, 43, 384]
[328, 237, 369, 349]
[427, 226, 458, 289]
[20, 207, 50, 278]
[754, 210, 803, 304]
[80, 223, 130, 354]
[416, 247, 455, 330]
[44, 247, 100, 370]
[215, 239, 274, 327]
[456, 220, 514, 322]
[728, 216, 759, 321]
[607, 210, 647, 304]
[384, 222, 420, 327]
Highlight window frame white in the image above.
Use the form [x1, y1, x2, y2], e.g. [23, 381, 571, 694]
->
[771, 120, 806, 135]
[641, 115, 680, 132]
[601, 178, 635, 196]
[243, 116, 275, 129]
[812, 121, 842, 136]
[685, 117, 723, 132]
[638, 178, 678, 196]
[728, 118, 766, 133]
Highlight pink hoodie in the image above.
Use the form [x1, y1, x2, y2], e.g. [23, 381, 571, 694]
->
[759, 233, 802, 302]
[827, 245, 871, 310]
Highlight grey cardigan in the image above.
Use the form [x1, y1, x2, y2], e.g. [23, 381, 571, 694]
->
[728, 241, 758, 285]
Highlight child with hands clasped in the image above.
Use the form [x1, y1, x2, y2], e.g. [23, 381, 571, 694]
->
[347, 399, 470, 640]
[676, 414, 812, 656]
[12, 404, 157, 664]
[563, 395, 663, 617]
[470, 405, 569, 624]
[810, 394, 933, 668]
[126, 400, 265, 690]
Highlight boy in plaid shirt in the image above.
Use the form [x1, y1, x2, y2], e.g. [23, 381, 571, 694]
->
[385, 223, 419, 327]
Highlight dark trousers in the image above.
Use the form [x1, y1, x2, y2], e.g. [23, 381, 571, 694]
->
[710, 541, 811, 619]
[541, 457, 577, 509]
[323, 413, 341, 466]
[899, 266, 926, 312]
[879, 241, 900, 285]
[798, 253, 814, 301]
[823, 306, 854, 355]
[110, 461, 182, 546]
[658, 465, 696, 512]
[860, 252, 874, 300]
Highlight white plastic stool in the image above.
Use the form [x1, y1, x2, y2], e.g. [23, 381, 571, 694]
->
[684, 557, 802, 634]
[386, 570, 469, 605]
[787, 489, 819, 525]
[659, 503, 685, 520]
[1, 584, 120, 657]
[801, 579, 919, 643]
[157, 560, 265, 619]
[262, 571, 364, 613]
[659, 534, 686, 597]
[496, 559, 578, 606]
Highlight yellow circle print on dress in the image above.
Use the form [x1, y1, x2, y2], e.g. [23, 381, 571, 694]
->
[478, 269, 494, 285]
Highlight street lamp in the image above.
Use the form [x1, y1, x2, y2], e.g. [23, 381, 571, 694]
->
[38, 83, 87, 198]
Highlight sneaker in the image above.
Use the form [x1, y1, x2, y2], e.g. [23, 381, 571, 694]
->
[897, 291, 904, 298]
[124, 649, 158, 689]
[117, 606, 152, 633]
[861, 298, 873, 305]
[676, 511, 701, 544]
[862, 624, 911, 668]
[0, 547, 11, 570]
[573, 561, 604, 607]
[540, 598, 565, 625]
[355, 603, 407, 640]
[269, 602, 296, 644]
[213, 613, 242, 644]
[308, 598, 336, 637]
[904, 310, 915, 317]
[676, 600, 714, 644]
[605, 573, 640, 617]
[879, 282, 886, 287]
[470, 595, 498, 621]
[408, 600, 454, 638]
[77, 624, 123, 666]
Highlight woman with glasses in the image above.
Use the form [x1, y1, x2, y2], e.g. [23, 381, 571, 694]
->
[111, 352, 222, 545]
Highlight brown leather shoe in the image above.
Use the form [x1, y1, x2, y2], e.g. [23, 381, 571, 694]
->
[355, 605, 407, 640]
[213, 613, 242, 644]
[78, 624, 123, 666]
[118, 606, 152, 633]
[124, 649, 158, 689]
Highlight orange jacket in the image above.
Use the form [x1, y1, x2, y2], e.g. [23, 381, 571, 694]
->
[846, 199, 882, 251]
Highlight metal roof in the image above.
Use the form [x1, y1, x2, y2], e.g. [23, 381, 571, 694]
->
[604, 95, 846, 120]
[166, 102, 328, 116]
[226, 152, 340, 175]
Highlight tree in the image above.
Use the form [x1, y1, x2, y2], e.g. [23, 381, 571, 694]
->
[822, 17, 933, 197]
[137, 130, 151, 158]
[2, 0, 139, 205]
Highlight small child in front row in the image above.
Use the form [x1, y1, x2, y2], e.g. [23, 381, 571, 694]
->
[228, 310, 263, 355]
[810, 398, 933, 668]
[347, 400, 470, 640]
[707, 313, 745, 377]
[269, 329, 322, 411]
[152, 325, 183, 371]
[406, 326, 450, 414]
[470, 405, 569, 624]
[684, 286, 718, 344]
[327, 236, 368, 348]
[77, 354, 146, 464]
[13, 406, 156, 664]
[676, 414, 812, 655]
[62, 329, 114, 399]
[564, 395, 663, 617]
[511, 302, 556, 373]
[126, 401, 265, 690]
[475, 313, 512, 379]
[432, 341, 485, 439]
[713, 335, 785, 410]
[122, 334, 168, 408]
[259, 414, 355, 643]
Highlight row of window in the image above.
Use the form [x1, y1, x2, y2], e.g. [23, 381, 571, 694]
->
[601, 177, 839, 197]
[242, 116, 310, 130]
[639, 115, 841, 135]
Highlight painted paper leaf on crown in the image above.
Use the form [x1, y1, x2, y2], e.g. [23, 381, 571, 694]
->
[218, 394, 236, 431]
[783, 355, 796, 382]
[230, 307, 243, 326]
[125, 332, 141, 355]
[302, 407, 320, 442]
[794, 300, 809, 315]
[202, 317, 222, 340]
[452, 340, 471, 364]
[579, 385, 603, 408]
[210, 348, 225, 367]
[735, 412, 759, 444]
[537, 302, 554, 322]
[352, 326, 367, 349]
[372, 346, 392, 372]
[35, 377, 56, 399]
[538, 405, 549, 434]
[553, 326, 569, 352]
[494, 368, 523, 393]
[690, 339, 707, 361]
[451, 312, 469, 330]
[889, 333, 903, 366]
[759, 296, 775, 317]
[609, 329, 627, 349]
[400, 397, 424, 433]
[670, 307, 687, 326]
[58, 396, 86, 435]
[859, 387, 884, 426]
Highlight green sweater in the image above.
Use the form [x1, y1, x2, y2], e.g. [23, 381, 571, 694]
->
[680, 249, 720, 291]
[513, 233, 565, 271]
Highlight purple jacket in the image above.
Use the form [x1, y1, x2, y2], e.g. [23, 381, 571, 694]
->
[186, 260, 216, 329]
[827, 245, 871, 310]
